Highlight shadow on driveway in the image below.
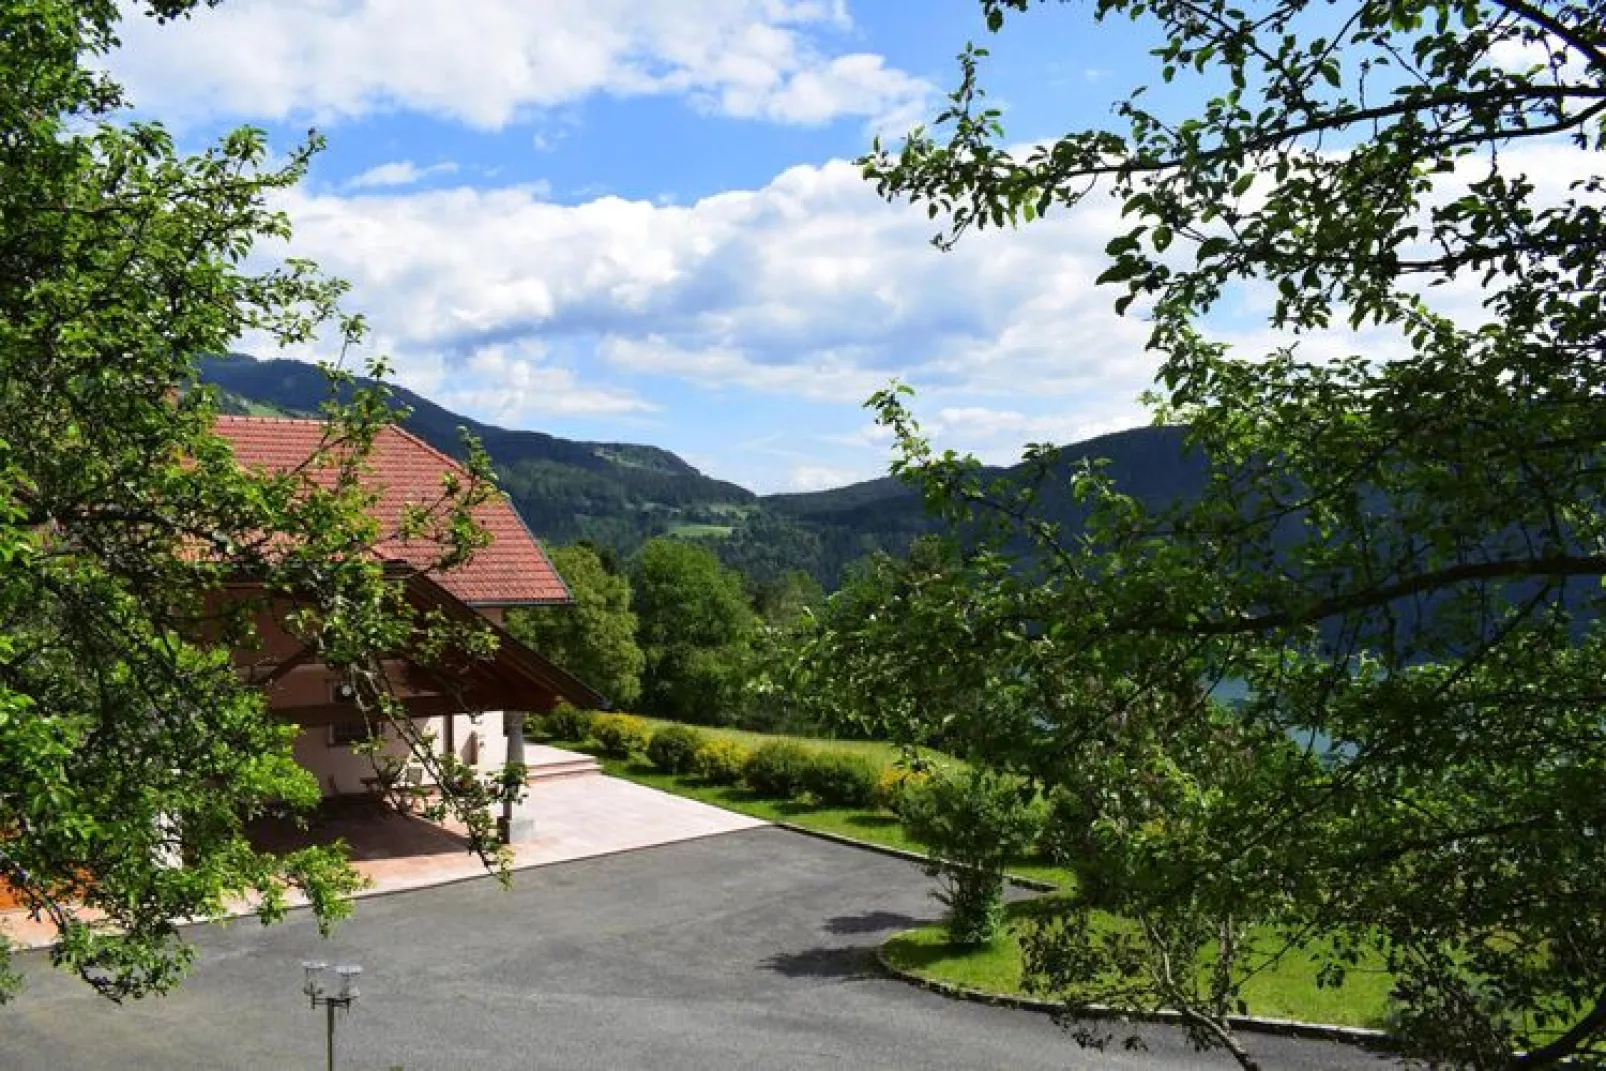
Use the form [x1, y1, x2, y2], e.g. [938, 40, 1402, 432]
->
[761, 945, 878, 979]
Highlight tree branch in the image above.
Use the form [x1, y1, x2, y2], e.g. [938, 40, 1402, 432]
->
[1155, 554, 1606, 636]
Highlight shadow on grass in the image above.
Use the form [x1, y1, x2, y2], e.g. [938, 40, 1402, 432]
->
[842, 813, 902, 834]
[884, 935, 1010, 973]
[1004, 895, 1071, 922]
[618, 761, 659, 777]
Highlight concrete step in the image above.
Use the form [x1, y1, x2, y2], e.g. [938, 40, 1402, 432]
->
[523, 744, 603, 783]
[526, 757, 604, 783]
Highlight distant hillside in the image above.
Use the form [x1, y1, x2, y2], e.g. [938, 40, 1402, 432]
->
[766, 426, 1199, 522]
[197, 354, 1206, 589]
[757, 425, 1205, 582]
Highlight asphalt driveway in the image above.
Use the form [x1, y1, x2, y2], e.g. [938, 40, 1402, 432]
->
[3, 827, 1392, 1070]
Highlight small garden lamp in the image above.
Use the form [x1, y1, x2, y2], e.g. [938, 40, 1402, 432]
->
[301, 960, 362, 1071]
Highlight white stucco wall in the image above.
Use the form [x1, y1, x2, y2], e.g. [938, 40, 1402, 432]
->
[295, 711, 512, 797]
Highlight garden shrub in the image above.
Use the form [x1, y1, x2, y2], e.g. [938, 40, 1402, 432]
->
[801, 752, 880, 808]
[743, 740, 813, 798]
[589, 713, 651, 758]
[542, 704, 595, 743]
[872, 767, 931, 816]
[646, 724, 707, 774]
[692, 739, 750, 785]
[900, 769, 1044, 946]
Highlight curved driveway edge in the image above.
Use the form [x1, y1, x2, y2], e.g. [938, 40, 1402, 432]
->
[781, 819, 1396, 1052]
[874, 934, 1398, 1051]
[773, 821, 1059, 892]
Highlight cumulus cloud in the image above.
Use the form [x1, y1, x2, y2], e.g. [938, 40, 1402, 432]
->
[726, 52, 930, 132]
[347, 160, 460, 190]
[438, 342, 656, 420]
[241, 135, 1596, 489]
[249, 155, 1165, 474]
[924, 408, 1150, 464]
[598, 335, 895, 403]
[788, 463, 878, 491]
[110, 0, 931, 130]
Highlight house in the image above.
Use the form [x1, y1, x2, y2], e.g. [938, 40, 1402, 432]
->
[213, 415, 604, 841]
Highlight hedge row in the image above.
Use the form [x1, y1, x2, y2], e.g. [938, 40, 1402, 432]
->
[537, 707, 922, 811]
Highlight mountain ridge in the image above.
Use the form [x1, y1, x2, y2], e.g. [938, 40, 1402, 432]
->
[197, 354, 1200, 587]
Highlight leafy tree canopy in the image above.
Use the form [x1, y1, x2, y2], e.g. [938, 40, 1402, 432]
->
[806, 0, 1606, 1064]
[630, 538, 756, 724]
[751, 569, 825, 631]
[1, 0, 516, 1001]
[508, 544, 644, 709]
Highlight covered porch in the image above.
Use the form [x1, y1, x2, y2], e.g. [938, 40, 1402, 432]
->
[245, 571, 607, 842]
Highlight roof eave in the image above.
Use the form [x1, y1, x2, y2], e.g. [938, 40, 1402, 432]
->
[399, 569, 608, 711]
[465, 596, 575, 609]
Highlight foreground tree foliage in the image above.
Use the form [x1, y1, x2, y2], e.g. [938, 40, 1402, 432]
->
[802, 0, 1606, 1065]
[0, 1, 520, 1000]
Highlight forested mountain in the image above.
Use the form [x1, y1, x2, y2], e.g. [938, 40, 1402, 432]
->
[197, 354, 1205, 588]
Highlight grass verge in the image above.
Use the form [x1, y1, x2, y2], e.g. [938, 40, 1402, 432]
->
[622, 717, 930, 771]
[881, 899, 1395, 1030]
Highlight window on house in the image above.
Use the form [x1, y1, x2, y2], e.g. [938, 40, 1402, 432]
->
[329, 720, 380, 748]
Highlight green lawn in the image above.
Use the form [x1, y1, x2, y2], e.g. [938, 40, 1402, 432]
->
[664, 523, 734, 539]
[882, 899, 1395, 1030]
[597, 756, 924, 845]
[589, 755, 1072, 888]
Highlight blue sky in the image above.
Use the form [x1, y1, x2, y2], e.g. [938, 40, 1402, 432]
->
[110, 0, 1180, 492]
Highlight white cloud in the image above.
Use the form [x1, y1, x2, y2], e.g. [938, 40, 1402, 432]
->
[729, 52, 930, 131]
[246, 139, 1591, 482]
[823, 422, 895, 448]
[1486, 34, 1590, 80]
[440, 342, 656, 419]
[598, 335, 894, 403]
[250, 155, 1162, 469]
[347, 160, 460, 190]
[925, 408, 1148, 464]
[788, 463, 878, 491]
[110, 0, 930, 130]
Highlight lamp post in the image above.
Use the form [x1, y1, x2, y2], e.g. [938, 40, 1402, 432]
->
[301, 961, 362, 1071]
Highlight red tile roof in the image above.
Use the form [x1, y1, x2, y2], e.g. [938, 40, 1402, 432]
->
[212, 415, 570, 606]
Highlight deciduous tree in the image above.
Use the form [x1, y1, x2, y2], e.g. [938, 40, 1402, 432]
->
[0, 0, 515, 1001]
[631, 538, 755, 724]
[827, 0, 1606, 1064]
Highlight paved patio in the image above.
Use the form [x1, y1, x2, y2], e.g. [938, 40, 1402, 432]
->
[265, 769, 769, 899]
[0, 750, 764, 949]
